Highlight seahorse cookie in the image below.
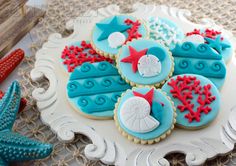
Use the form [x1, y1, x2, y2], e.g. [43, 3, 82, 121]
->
[66, 61, 131, 119]
[162, 74, 220, 130]
[114, 87, 176, 144]
[91, 15, 149, 59]
[117, 39, 174, 87]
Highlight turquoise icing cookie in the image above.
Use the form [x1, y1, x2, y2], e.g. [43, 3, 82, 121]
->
[67, 61, 131, 119]
[114, 87, 175, 143]
[171, 41, 227, 89]
[91, 15, 148, 59]
[162, 74, 220, 129]
[148, 17, 184, 49]
[117, 39, 174, 87]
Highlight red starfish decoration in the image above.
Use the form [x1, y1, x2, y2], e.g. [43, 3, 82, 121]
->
[133, 88, 154, 106]
[0, 49, 24, 84]
[0, 90, 27, 113]
[121, 46, 148, 73]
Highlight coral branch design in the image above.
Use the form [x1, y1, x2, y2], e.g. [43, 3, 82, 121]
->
[168, 75, 216, 122]
[61, 41, 113, 72]
[124, 19, 142, 43]
[186, 28, 222, 40]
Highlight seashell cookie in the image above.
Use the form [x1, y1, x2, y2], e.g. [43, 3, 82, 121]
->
[114, 87, 176, 144]
[91, 15, 149, 59]
[116, 39, 174, 87]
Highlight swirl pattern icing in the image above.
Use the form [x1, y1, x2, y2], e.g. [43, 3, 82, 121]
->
[67, 61, 131, 119]
[172, 42, 227, 89]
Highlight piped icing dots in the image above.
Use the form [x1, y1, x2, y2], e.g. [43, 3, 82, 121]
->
[114, 87, 176, 144]
[162, 74, 220, 129]
[148, 17, 184, 49]
[61, 40, 113, 73]
[117, 39, 174, 87]
[67, 61, 131, 119]
[91, 15, 148, 59]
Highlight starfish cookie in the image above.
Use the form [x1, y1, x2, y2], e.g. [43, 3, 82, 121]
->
[0, 49, 24, 84]
[0, 81, 53, 166]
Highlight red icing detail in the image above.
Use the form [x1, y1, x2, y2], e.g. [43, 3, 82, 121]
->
[121, 46, 148, 73]
[133, 88, 154, 106]
[124, 19, 142, 43]
[167, 75, 216, 123]
[0, 90, 27, 113]
[61, 41, 114, 73]
[186, 28, 223, 40]
[0, 49, 24, 84]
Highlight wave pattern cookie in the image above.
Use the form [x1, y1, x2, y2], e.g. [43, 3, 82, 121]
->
[67, 61, 131, 119]
[172, 41, 227, 89]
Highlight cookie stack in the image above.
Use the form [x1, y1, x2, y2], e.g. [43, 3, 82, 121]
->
[62, 15, 232, 144]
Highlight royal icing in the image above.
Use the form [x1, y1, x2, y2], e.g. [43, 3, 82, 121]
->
[91, 15, 148, 58]
[67, 61, 131, 119]
[118, 39, 173, 86]
[148, 17, 184, 49]
[61, 40, 113, 73]
[115, 88, 175, 142]
[171, 41, 226, 89]
[162, 74, 220, 129]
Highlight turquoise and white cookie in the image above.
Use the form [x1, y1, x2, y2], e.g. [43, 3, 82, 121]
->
[67, 61, 131, 119]
[184, 28, 233, 63]
[162, 74, 220, 129]
[148, 17, 184, 49]
[114, 87, 176, 144]
[117, 39, 174, 87]
[171, 40, 227, 89]
[91, 15, 149, 59]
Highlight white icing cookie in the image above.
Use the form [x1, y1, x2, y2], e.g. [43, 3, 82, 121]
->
[108, 32, 126, 48]
[120, 96, 160, 133]
[183, 34, 205, 44]
[138, 54, 162, 77]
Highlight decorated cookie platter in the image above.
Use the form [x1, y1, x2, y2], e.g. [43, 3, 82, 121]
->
[31, 3, 236, 166]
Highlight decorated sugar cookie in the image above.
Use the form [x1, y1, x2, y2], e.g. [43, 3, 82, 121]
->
[114, 87, 176, 144]
[61, 40, 113, 73]
[117, 39, 174, 87]
[148, 17, 184, 49]
[185, 28, 233, 63]
[162, 74, 220, 129]
[67, 61, 131, 119]
[91, 15, 148, 59]
[171, 39, 227, 89]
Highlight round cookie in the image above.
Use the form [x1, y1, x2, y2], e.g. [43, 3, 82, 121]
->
[171, 40, 227, 89]
[184, 28, 233, 63]
[91, 15, 149, 59]
[61, 40, 113, 73]
[148, 17, 184, 49]
[117, 39, 174, 87]
[114, 87, 176, 144]
[67, 61, 131, 119]
[162, 74, 220, 129]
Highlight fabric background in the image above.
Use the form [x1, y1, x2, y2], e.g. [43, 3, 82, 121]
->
[15, 0, 236, 165]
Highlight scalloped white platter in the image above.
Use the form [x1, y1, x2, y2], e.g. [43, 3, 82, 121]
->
[31, 3, 236, 166]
